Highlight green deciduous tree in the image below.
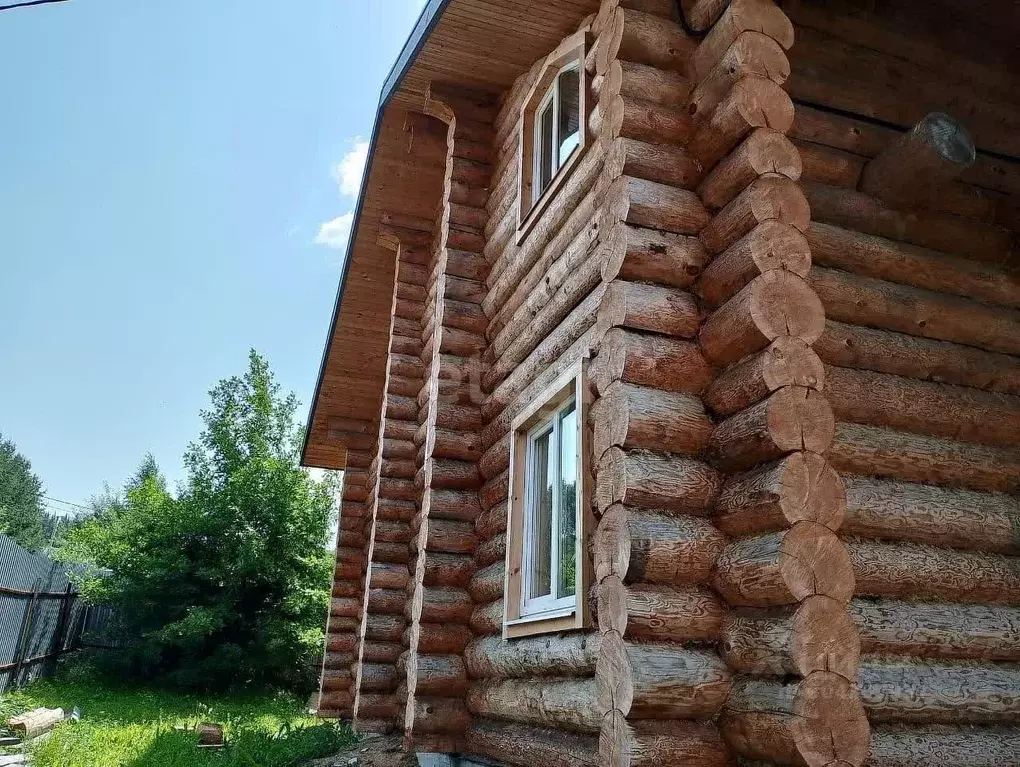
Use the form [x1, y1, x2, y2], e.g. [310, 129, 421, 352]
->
[0, 433, 46, 551]
[60, 351, 337, 691]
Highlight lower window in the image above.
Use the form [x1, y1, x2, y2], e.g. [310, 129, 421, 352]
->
[504, 361, 590, 638]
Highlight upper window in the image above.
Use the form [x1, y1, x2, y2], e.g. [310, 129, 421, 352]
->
[518, 31, 589, 241]
[532, 63, 581, 206]
[504, 361, 590, 638]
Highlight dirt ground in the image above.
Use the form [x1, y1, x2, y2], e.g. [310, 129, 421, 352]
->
[305, 732, 418, 767]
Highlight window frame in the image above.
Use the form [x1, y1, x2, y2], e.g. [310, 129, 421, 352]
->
[504, 359, 592, 639]
[516, 29, 591, 243]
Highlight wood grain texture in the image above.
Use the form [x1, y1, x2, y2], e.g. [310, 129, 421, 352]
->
[464, 633, 599, 679]
[465, 719, 598, 767]
[720, 671, 870, 766]
[858, 658, 1020, 725]
[721, 595, 861, 680]
[594, 503, 726, 586]
[595, 633, 733, 720]
[596, 577, 727, 641]
[713, 522, 855, 607]
[591, 381, 713, 460]
[824, 365, 1020, 448]
[851, 599, 1020, 662]
[842, 475, 1020, 554]
[599, 714, 730, 767]
[811, 267, 1020, 358]
[700, 174, 811, 254]
[708, 386, 835, 472]
[700, 271, 825, 366]
[589, 328, 712, 397]
[848, 540, 1020, 605]
[715, 452, 846, 537]
[595, 447, 723, 515]
[466, 678, 601, 733]
[807, 222, 1020, 309]
[597, 280, 702, 340]
[815, 320, 1020, 396]
[697, 220, 812, 308]
[866, 724, 1020, 766]
[705, 337, 824, 417]
[827, 422, 1020, 494]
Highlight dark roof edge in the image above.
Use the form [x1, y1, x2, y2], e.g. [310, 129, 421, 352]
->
[301, 0, 453, 468]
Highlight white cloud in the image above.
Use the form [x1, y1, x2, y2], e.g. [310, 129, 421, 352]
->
[315, 212, 354, 250]
[332, 139, 369, 198]
[313, 138, 369, 251]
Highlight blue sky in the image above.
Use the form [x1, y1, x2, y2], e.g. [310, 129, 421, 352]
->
[0, 0, 424, 512]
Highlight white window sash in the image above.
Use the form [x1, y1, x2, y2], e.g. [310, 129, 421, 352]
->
[521, 397, 577, 618]
[531, 60, 580, 205]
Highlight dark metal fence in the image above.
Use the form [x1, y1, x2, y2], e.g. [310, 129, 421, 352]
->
[0, 533, 110, 692]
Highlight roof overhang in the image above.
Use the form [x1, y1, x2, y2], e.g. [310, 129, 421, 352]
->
[301, 0, 601, 468]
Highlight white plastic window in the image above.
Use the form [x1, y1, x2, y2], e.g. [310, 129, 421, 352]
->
[531, 62, 581, 205]
[521, 396, 578, 617]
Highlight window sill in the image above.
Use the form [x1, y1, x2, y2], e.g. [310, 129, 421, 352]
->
[504, 607, 578, 639]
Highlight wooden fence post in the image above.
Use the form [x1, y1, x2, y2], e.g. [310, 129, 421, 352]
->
[12, 578, 42, 687]
[47, 583, 75, 672]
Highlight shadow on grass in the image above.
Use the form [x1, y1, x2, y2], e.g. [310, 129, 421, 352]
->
[123, 720, 355, 767]
[11, 661, 357, 767]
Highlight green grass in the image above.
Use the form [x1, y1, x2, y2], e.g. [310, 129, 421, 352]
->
[0, 662, 357, 767]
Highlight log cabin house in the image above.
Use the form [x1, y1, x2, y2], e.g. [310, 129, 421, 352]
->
[300, 0, 1020, 764]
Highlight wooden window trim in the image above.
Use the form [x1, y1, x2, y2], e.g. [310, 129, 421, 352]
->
[503, 359, 593, 639]
[516, 29, 592, 244]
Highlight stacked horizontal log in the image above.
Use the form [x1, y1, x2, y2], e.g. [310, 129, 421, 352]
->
[400, 85, 497, 754]
[344, 229, 434, 734]
[779, 16, 1020, 762]
[318, 488, 370, 718]
[589, 3, 741, 765]
[678, 2, 872, 764]
[460, 16, 607, 765]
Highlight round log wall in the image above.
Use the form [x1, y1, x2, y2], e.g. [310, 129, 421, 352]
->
[782, 2, 1020, 763]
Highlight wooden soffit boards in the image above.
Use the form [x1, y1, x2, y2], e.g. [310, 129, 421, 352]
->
[302, 0, 600, 469]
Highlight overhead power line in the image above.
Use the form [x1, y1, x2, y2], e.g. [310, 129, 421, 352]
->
[0, 0, 70, 11]
[40, 494, 90, 512]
